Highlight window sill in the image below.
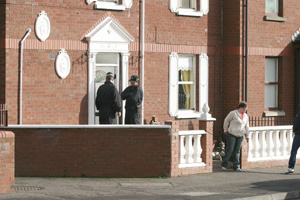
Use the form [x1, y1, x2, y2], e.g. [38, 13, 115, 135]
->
[95, 2, 125, 10]
[263, 110, 285, 117]
[176, 110, 201, 119]
[264, 15, 286, 22]
[176, 8, 203, 17]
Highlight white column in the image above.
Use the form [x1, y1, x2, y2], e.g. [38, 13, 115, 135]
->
[180, 136, 186, 164]
[185, 135, 194, 164]
[88, 52, 96, 125]
[259, 131, 267, 157]
[287, 130, 293, 152]
[266, 130, 274, 158]
[273, 130, 281, 156]
[193, 135, 202, 163]
[121, 53, 130, 125]
[248, 131, 253, 159]
[280, 130, 288, 156]
[253, 131, 260, 158]
[199, 53, 210, 119]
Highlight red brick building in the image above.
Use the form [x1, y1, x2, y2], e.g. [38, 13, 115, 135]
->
[1, 0, 300, 138]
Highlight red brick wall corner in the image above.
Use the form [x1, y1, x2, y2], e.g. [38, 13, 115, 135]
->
[0, 131, 14, 194]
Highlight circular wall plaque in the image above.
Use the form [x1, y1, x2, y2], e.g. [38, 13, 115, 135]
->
[55, 49, 71, 79]
[35, 11, 50, 42]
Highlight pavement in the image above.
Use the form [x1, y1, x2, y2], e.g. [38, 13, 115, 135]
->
[1, 161, 300, 200]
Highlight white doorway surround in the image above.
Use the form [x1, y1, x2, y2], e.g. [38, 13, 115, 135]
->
[85, 17, 134, 125]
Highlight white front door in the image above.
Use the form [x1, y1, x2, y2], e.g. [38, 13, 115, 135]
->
[94, 52, 120, 124]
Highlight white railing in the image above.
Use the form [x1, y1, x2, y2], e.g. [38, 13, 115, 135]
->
[178, 130, 206, 168]
[248, 126, 300, 161]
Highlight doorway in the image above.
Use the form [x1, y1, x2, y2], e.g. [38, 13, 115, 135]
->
[94, 52, 120, 124]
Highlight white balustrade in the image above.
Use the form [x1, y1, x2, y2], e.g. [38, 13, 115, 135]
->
[178, 130, 206, 168]
[248, 126, 300, 162]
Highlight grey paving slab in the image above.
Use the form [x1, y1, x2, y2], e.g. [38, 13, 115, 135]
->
[0, 161, 300, 200]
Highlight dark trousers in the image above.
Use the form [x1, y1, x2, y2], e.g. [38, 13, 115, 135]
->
[221, 133, 244, 169]
[288, 134, 300, 169]
[125, 110, 140, 124]
[99, 115, 115, 124]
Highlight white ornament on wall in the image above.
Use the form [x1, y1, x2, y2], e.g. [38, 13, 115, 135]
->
[35, 11, 51, 42]
[55, 49, 71, 79]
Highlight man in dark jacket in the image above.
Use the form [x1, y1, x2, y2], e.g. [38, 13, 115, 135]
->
[286, 111, 300, 173]
[96, 72, 121, 124]
[121, 75, 143, 124]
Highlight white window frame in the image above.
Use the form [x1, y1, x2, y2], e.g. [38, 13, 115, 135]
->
[169, 0, 209, 17]
[86, 0, 132, 11]
[265, 57, 278, 108]
[177, 55, 197, 118]
[169, 52, 210, 119]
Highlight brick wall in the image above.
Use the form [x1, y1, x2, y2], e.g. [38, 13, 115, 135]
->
[7, 126, 172, 177]
[240, 138, 300, 169]
[2, 120, 214, 177]
[0, 131, 14, 194]
[166, 120, 214, 176]
[2, 0, 300, 141]
[0, 3, 5, 104]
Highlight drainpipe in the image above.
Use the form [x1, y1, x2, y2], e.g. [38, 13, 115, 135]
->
[244, 0, 248, 102]
[19, 29, 31, 125]
[220, 0, 224, 138]
[141, 0, 145, 124]
[295, 47, 300, 115]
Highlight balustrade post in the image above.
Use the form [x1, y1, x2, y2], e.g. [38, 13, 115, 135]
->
[280, 130, 288, 156]
[266, 130, 274, 158]
[287, 130, 293, 153]
[253, 131, 260, 158]
[248, 132, 253, 159]
[273, 130, 281, 156]
[193, 135, 202, 163]
[185, 135, 194, 164]
[259, 131, 267, 157]
[180, 136, 186, 164]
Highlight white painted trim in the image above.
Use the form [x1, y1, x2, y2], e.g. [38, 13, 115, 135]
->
[169, 0, 209, 17]
[95, 1, 126, 10]
[176, 110, 201, 119]
[263, 110, 285, 117]
[5, 125, 171, 129]
[177, 9, 203, 17]
[86, 0, 132, 10]
[88, 52, 96, 125]
[179, 130, 206, 136]
[249, 125, 292, 131]
[178, 162, 206, 168]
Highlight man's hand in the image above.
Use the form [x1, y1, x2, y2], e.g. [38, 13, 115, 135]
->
[117, 112, 121, 117]
[224, 131, 227, 134]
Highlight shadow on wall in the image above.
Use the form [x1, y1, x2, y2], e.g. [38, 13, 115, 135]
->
[79, 94, 88, 124]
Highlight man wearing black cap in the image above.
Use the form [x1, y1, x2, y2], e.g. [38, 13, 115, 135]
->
[121, 75, 143, 124]
[96, 72, 122, 124]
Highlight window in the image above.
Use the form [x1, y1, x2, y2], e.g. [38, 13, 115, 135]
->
[264, 0, 285, 22]
[265, 58, 278, 108]
[169, 0, 209, 17]
[178, 56, 195, 110]
[265, 0, 278, 14]
[169, 52, 209, 119]
[86, 0, 132, 11]
[180, 0, 196, 9]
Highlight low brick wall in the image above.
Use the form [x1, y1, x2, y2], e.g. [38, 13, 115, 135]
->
[0, 131, 14, 194]
[2, 121, 215, 178]
[3, 125, 173, 177]
[241, 140, 300, 169]
[167, 120, 214, 176]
